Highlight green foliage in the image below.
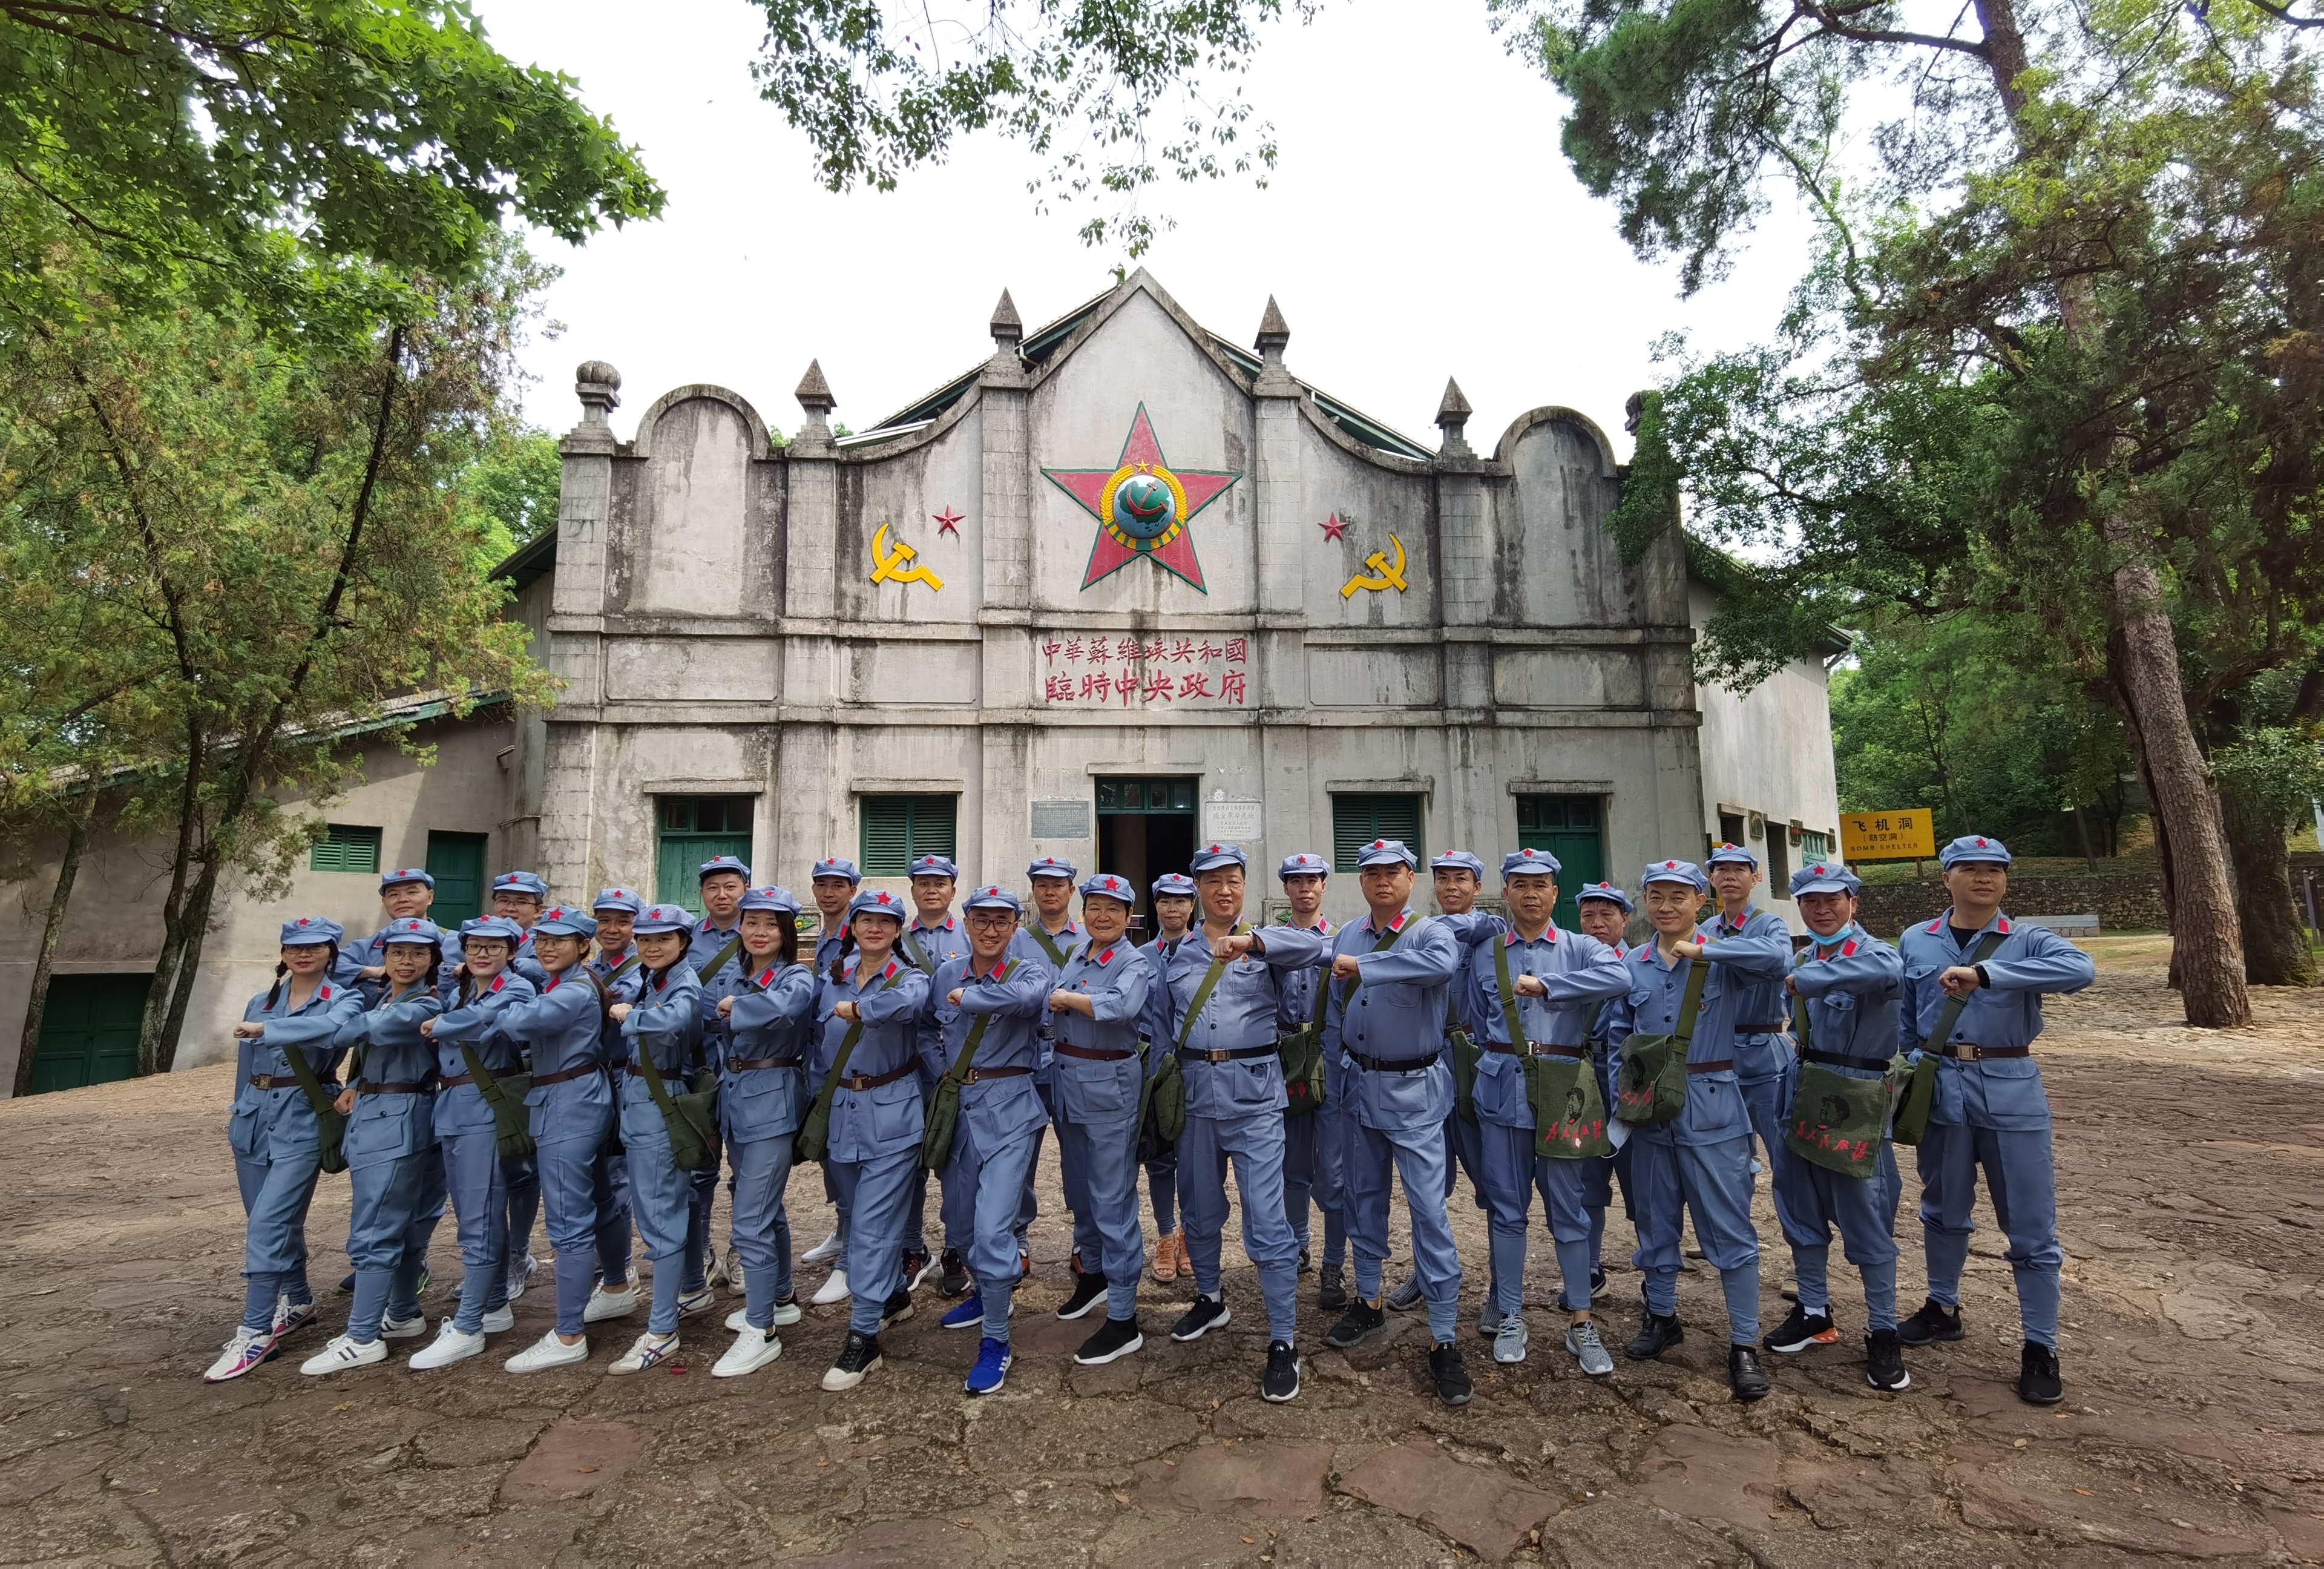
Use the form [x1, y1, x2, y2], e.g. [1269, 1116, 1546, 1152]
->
[746, 0, 1303, 254]
[453, 427, 562, 565]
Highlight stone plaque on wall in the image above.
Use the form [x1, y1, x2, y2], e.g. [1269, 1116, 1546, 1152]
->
[1030, 800, 1091, 840]
[1204, 798, 1263, 841]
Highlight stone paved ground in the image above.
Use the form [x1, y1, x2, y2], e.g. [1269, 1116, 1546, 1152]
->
[4, 935, 2323, 1567]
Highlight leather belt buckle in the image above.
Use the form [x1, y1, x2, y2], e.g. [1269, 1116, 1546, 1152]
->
[1528, 1041, 1581, 1059]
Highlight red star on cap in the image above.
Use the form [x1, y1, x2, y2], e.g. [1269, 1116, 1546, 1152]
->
[1664, 861, 1676, 869]
[1523, 849, 1536, 857]
[1976, 837, 1988, 846]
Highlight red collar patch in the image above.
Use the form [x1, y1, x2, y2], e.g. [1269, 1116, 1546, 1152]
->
[1997, 916, 2012, 934]
[1926, 919, 1945, 934]
[755, 965, 778, 987]
[488, 974, 505, 993]
[882, 959, 901, 980]
[1094, 944, 1117, 966]
[318, 985, 332, 1002]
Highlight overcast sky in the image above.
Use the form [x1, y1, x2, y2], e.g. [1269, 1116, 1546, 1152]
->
[474, 0, 1815, 461]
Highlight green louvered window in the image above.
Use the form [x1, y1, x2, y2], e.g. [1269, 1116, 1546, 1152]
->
[1331, 793, 1424, 872]
[310, 824, 382, 873]
[860, 795, 958, 876]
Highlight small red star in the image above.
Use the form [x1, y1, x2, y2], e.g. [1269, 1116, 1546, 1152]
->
[933, 505, 963, 537]
[1319, 511, 1348, 542]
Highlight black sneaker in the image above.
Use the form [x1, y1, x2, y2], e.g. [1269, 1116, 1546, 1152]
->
[2018, 1340, 2063, 1405]
[1074, 1314, 1144, 1365]
[879, 1289, 913, 1329]
[1897, 1298, 1963, 1346]
[1626, 1311, 1684, 1360]
[938, 1248, 971, 1298]
[335, 1271, 355, 1295]
[1057, 1269, 1109, 1320]
[1261, 1340, 1301, 1403]
[1324, 1300, 1388, 1350]
[1429, 1341, 1474, 1407]
[1589, 1265, 1607, 1300]
[901, 1248, 932, 1292]
[821, 1330, 882, 1390]
[1297, 1248, 1313, 1276]
[1385, 1274, 1424, 1312]
[1764, 1304, 1840, 1355]
[1866, 1329, 1909, 1391]
[1169, 1293, 1232, 1342]
[1316, 1263, 1348, 1311]
[1728, 1344, 1771, 1401]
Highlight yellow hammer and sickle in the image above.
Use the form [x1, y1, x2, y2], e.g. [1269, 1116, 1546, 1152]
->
[870, 523, 945, 593]
[1339, 533, 1409, 599]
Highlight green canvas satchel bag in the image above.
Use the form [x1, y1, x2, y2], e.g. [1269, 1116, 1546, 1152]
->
[1891, 930, 2007, 1146]
[272, 1024, 349, 1175]
[1614, 953, 1709, 1127]
[922, 959, 1012, 1173]
[1497, 940, 1613, 1159]
[794, 972, 899, 1164]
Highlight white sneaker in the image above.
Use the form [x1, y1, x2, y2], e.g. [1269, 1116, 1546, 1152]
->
[803, 1229, 844, 1265]
[504, 1332, 589, 1373]
[481, 1306, 516, 1334]
[728, 1297, 803, 1333]
[724, 1308, 750, 1332]
[677, 1288, 716, 1319]
[609, 1331, 679, 1375]
[1493, 1315, 1530, 1366]
[811, 1268, 851, 1306]
[379, 1312, 428, 1340]
[300, 1334, 387, 1375]
[270, 1297, 318, 1337]
[408, 1321, 487, 1370]
[712, 1327, 783, 1378]
[202, 1326, 278, 1383]
[585, 1280, 639, 1323]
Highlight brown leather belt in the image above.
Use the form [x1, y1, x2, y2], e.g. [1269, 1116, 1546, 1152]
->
[356, 1081, 433, 1096]
[1686, 1059, 1736, 1075]
[438, 1073, 474, 1090]
[1056, 1044, 1135, 1062]
[530, 1064, 600, 1087]
[1934, 1041, 2029, 1061]
[961, 1065, 1034, 1084]
[248, 1074, 338, 1091]
[1180, 1044, 1278, 1064]
[729, 1055, 804, 1071]
[835, 1062, 918, 1093]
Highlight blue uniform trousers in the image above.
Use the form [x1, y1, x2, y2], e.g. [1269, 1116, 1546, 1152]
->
[1631, 1128, 1762, 1344]
[593, 1146, 634, 1284]
[1283, 1094, 1347, 1269]
[727, 1134, 798, 1330]
[346, 1151, 432, 1343]
[1059, 1107, 1144, 1318]
[1773, 1143, 1900, 1332]
[234, 1141, 323, 1333]
[1916, 1120, 2062, 1347]
[1019, 1074, 1055, 1254]
[1346, 1113, 1463, 1343]
[683, 1163, 717, 1292]
[537, 1133, 604, 1337]
[503, 1150, 540, 1280]
[829, 1146, 919, 1337]
[617, 1082, 696, 1335]
[1580, 1136, 1635, 1277]
[1474, 1120, 1596, 1320]
[439, 1129, 511, 1334]
[1146, 1151, 1178, 1232]
[1178, 1110, 1300, 1343]
[1442, 1107, 1488, 1214]
[945, 1119, 1041, 1340]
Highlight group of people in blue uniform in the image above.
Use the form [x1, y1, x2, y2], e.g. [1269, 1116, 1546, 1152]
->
[206, 828, 2093, 1410]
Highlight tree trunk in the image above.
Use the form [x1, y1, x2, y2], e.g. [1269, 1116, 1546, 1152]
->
[2073, 805, 2095, 873]
[151, 857, 224, 1074]
[13, 804, 92, 1098]
[2220, 780, 2313, 987]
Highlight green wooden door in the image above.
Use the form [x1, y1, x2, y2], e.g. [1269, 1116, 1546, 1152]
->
[425, 832, 488, 927]
[1516, 795, 1606, 931]
[658, 797, 756, 911]
[30, 973, 150, 1093]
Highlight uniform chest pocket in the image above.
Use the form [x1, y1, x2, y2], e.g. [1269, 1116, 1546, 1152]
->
[1819, 990, 1859, 1015]
[1223, 1060, 1278, 1110]
[355, 1094, 411, 1124]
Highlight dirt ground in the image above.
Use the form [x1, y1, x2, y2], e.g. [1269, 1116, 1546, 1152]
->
[3, 935, 2322, 1567]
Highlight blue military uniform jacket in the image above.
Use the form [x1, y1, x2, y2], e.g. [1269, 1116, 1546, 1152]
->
[1449, 918, 1629, 1131]
[428, 970, 537, 1137]
[1604, 923, 1787, 1145]
[1897, 911, 2095, 1131]
[924, 953, 1054, 1147]
[1313, 909, 1462, 1132]
[688, 918, 750, 1046]
[1160, 923, 1326, 1118]
[720, 961, 818, 1142]
[231, 979, 364, 1161]
[1049, 937, 1154, 1122]
[332, 981, 443, 1166]
[1710, 905, 1797, 1082]
[1141, 936, 1184, 1048]
[620, 964, 704, 1078]
[812, 955, 931, 1162]
[487, 968, 614, 1146]
[1790, 925, 1905, 1086]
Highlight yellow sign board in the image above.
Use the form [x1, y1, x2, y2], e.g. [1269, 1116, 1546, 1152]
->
[1841, 811, 1936, 861]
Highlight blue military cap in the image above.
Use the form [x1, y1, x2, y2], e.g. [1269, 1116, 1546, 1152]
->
[278, 916, 343, 947]
[963, 883, 1023, 914]
[379, 916, 444, 946]
[1641, 858, 1710, 893]
[908, 854, 960, 880]
[1790, 859, 1860, 897]
[741, 885, 801, 915]
[847, 888, 909, 921]
[1940, 834, 2012, 868]
[1080, 872, 1136, 905]
[379, 866, 434, 891]
[1152, 872, 1197, 897]
[534, 906, 599, 939]
[1277, 852, 1329, 880]
[1027, 855, 1078, 882]
[491, 870, 548, 900]
[1706, 841, 1759, 870]
[592, 886, 643, 914]
[1575, 880, 1634, 914]
[811, 857, 862, 884]
[1500, 847, 1561, 878]
[697, 855, 751, 883]
[462, 915, 525, 942]
[631, 904, 693, 935]
[1189, 843, 1247, 874]
[1431, 851, 1487, 878]
[1355, 838, 1419, 870]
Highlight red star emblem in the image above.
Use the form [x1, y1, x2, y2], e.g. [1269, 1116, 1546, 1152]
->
[1320, 511, 1348, 542]
[933, 505, 963, 537]
[1042, 404, 1239, 592]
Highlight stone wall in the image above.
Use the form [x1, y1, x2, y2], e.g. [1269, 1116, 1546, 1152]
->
[1855, 874, 2169, 937]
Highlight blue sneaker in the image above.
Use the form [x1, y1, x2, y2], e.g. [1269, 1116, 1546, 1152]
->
[965, 1337, 1013, 1395]
[941, 1295, 985, 1331]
